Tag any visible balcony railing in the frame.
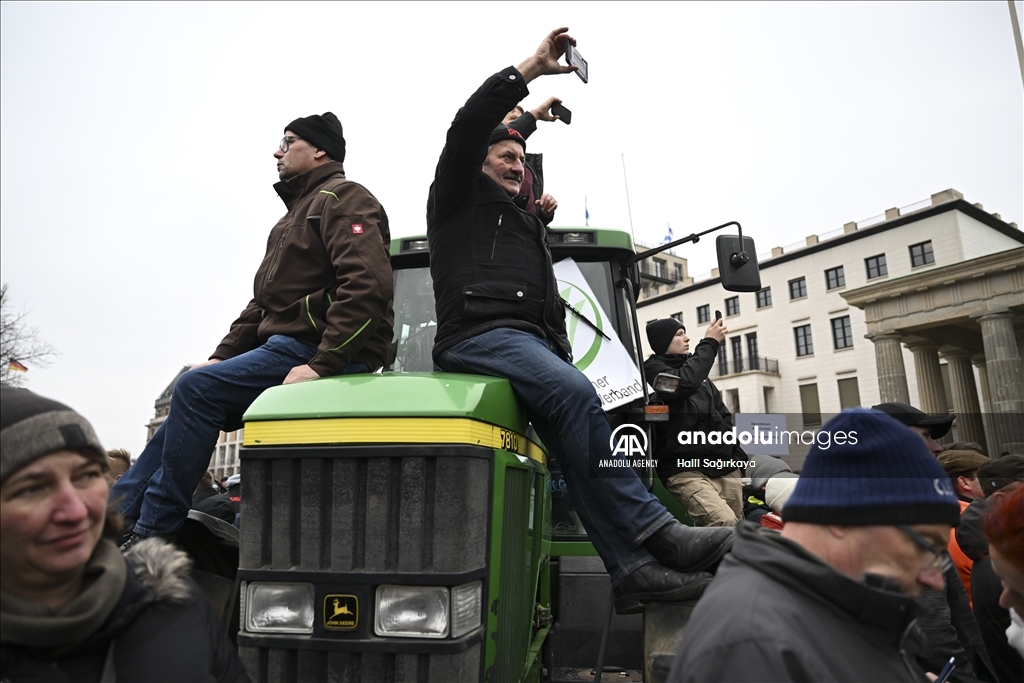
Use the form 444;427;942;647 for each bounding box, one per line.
709;356;779;378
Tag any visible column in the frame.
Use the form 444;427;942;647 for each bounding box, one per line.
978;312;1024;455
908;343;946;416
941;348;987;453
869;332;910;404
972;355;995;456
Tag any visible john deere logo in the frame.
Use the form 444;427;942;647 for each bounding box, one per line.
324;594;358;630
557;280;604;371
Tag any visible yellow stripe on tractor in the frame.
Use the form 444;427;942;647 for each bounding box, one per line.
244;417;547;465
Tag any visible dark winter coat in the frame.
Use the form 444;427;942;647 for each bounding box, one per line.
643;338;741;479
192;485;237;524
0;539;249;682
669;522;931;682
212;162;394;376
427;66;570;362
972;558;1024;683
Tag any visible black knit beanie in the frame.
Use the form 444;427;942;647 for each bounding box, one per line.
488;124;526;152
285;112;346;163
0;386;106;484
784;408;961;526
646;318;685;355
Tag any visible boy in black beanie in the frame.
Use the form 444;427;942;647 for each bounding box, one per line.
643;316;742;527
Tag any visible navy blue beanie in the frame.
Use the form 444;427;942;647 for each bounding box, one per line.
784;408;961;526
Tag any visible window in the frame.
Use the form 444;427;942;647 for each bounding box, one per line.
831;316;853;349
865;254;888;279
747;333;759;369
838;377;861;409
799;384;822;427
725;296;739;316
697;304;710;324
673;263;683;280
653;257;667;278
794;324;814;357
909;241;935;267
789;277;807;300
731;337;744;373
825;266;845;290
718;337;728;375
756;287;772;308
671;312;683;323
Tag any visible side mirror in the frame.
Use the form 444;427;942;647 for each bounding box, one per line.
716;235;761;292
654;373;681;394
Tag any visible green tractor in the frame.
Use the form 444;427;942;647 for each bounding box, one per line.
232;224;759;682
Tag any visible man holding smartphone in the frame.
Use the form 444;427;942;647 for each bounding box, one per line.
643;316;745;527
502;97;563;224
426;28;733;614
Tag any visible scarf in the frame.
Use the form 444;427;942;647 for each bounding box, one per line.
1;539;127;657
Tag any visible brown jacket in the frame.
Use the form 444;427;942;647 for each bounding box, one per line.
212;162;394;376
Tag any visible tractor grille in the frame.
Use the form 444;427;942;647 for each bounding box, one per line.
491;467;533;682
240;449;490;572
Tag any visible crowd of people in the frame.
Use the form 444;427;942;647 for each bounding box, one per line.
1;25;1022;683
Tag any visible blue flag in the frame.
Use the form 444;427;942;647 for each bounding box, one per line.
585;197;590;226
661;224;674;244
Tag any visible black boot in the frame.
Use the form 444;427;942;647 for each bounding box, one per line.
644;521;734;574
613;563;713;615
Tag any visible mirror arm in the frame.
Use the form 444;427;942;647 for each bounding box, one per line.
629;221;742;266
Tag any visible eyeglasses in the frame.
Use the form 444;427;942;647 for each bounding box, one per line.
279;136;302;152
898;524;954;573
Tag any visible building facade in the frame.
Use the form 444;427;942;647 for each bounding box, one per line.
637;189;1023;468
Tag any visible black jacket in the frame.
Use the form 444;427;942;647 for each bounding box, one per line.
427;66;570;361
643;338;741;478
192;485;237;524
669;522;931;682
0;539;249;682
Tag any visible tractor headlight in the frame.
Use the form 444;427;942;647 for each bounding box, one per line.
451;581;483;637
245;582;315;634
374;585;449;638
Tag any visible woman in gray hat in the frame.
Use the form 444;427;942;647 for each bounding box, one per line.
0;386;249;681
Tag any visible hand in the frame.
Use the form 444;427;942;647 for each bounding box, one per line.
536;193;558;217
517;27;577;83
282;364;320;385
531;96;563;122
704;318;727;343
189;359;222;371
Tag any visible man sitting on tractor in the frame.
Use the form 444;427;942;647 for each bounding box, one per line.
425;27;733;614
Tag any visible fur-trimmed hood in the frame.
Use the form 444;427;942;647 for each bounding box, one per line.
123;537;194;603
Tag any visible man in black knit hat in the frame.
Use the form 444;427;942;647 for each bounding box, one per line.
426;27;733;615
113;112;394;550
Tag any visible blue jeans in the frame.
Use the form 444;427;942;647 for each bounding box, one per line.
112;335;368;537
439;328;672;585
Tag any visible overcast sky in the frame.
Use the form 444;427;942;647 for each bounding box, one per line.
2;1;1021;458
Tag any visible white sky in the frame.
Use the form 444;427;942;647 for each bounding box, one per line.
2;1;1022;458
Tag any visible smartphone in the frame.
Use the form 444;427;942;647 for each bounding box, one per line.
715;309;722;321
565;43;588;83
551;102;572;125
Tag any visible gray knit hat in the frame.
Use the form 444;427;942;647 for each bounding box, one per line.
749;454;793;491
0;386;106;484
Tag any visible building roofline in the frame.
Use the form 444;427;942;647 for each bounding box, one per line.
638;198;1023;308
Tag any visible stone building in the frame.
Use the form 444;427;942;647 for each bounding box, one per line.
636;189;1023;467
